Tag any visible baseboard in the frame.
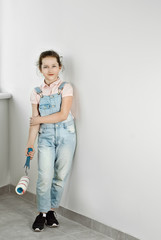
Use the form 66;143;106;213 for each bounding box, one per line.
0;184;140;240
56;206;140;240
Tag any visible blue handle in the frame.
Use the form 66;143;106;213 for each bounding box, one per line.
24;147;33;169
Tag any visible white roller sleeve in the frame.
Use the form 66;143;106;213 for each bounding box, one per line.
15;176;30;195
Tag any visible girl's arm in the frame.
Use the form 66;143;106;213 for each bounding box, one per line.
30;96;73;126
27;104;40;146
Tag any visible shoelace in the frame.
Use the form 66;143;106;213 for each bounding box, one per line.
47;211;58;221
53;211;57;218
37;214;46;223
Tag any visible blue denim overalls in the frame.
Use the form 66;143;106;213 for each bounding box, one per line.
34;82;76;212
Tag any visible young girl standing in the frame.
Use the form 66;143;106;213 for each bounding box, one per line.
26;50;76;232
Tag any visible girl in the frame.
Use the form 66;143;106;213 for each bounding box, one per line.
26;50;76;232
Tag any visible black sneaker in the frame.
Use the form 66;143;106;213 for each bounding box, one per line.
46;210;59;227
32;212;46;232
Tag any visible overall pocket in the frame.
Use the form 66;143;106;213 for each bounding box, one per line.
64;122;76;134
39;103;50;110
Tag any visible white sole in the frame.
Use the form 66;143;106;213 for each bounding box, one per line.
33;228;44;232
46;223;59;228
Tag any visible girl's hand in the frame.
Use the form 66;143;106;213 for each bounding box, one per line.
25;147;35;160
30;116;41;126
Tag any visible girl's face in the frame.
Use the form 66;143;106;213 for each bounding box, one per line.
40;57;61;84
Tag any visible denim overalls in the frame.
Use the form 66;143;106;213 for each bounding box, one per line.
34;82;76;212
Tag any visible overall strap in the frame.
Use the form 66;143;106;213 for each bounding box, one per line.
34;87;43;97
58;81;68;95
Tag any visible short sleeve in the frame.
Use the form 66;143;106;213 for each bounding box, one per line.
62;83;73;98
30;89;40;104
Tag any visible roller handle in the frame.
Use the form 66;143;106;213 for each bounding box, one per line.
24;147;33;169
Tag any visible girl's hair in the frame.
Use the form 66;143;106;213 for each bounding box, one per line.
37;50;63;71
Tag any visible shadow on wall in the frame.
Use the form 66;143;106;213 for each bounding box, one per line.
62;56;81;122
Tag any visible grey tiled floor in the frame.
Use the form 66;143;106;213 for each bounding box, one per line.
0;193;113;240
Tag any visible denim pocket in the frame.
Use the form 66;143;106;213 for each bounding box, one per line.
39;104;50;110
38;128;45;134
65;124;76;134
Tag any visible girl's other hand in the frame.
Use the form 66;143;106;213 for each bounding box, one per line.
30;116;41;126
25;147;35;160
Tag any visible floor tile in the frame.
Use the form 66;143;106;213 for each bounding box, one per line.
0;193;113;240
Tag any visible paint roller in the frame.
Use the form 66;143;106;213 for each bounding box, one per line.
15;147;33;195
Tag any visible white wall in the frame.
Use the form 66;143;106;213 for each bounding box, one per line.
0;99;10;187
0;0;2;91
1;0;161;240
